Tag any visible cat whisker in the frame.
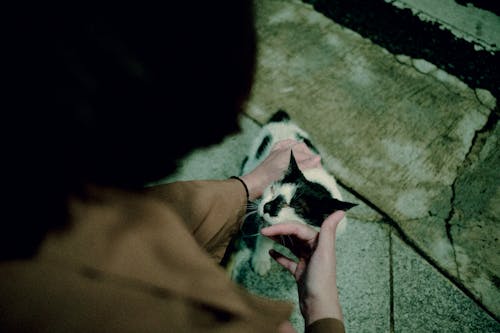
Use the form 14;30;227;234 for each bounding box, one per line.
279;235;286;246
242;209;258;221
294;188;305;199
246;201;258;210
276;234;295;249
239;211;264;238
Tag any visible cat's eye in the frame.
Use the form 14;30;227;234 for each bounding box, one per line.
292;198;309;214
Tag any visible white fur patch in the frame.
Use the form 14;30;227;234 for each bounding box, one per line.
258;183;301;225
241;121;310;175
278;183;296;202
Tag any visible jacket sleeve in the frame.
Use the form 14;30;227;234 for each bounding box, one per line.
305;318;345;333
143;179;247;262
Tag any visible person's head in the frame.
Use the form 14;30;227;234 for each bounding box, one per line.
3;2;256;259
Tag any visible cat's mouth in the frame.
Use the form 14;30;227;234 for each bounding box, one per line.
259;207;307;226
257;210;274;225
258;196;303;225
257;208;282;226
258;201;283;225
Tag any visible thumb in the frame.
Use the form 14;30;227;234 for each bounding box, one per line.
316;210;345;254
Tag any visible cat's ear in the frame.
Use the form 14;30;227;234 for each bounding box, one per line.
330;198;358;212
282;151;305;182
268;109;290;123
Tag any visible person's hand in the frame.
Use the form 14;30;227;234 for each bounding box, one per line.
239;139;321;201
260;211;345;326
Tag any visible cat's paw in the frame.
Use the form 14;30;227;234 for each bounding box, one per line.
251;256;272;276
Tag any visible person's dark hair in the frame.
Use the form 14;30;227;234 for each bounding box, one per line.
3;2;257;260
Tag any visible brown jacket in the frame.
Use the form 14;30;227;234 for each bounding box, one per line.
0;179;344;332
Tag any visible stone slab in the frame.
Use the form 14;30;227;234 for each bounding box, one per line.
392;233;500;332
247;0;498;317
336;218;391;333
449;121;500;316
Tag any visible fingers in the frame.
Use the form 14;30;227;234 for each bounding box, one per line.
270;139;298;151
261;211;345;260
261;212;345;243
261;222;317;242
271;140;318;158
270;140;321;171
269;249;297;275
291;141;312;154
297;155;321;169
261;223;318;259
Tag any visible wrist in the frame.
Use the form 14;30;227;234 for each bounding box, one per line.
230;176;249;201
302;294;343;326
239;173;264;201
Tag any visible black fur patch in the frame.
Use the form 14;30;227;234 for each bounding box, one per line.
290;180;357;227
255;135;271;159
278;152;357;227
268;109;290;123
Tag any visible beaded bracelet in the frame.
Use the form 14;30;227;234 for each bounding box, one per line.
229;176;249;201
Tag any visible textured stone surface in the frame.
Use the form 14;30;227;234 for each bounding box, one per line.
336;218;391;333
450;121;500;316
392;234;500;332
247;0;498;317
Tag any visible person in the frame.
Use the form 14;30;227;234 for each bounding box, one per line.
1;2;345;332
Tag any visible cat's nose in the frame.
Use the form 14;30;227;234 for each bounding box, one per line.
263;202;277;216
263;202;273;215
263;195;284;217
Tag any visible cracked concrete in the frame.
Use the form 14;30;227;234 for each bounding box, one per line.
449;119;500;315
244;0;499;321
392;234;499;332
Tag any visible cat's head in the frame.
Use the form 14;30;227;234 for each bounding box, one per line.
258;152;357;227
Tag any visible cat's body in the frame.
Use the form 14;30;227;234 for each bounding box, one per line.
224;110;356;277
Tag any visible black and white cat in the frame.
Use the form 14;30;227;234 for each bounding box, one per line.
224;110;356;276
